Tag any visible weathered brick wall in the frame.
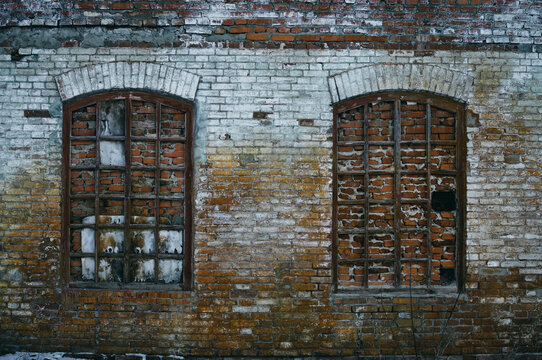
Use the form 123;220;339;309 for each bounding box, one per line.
0;46;541;357
0;1;541;358
1;0;541;51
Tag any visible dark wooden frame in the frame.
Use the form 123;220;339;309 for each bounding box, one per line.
62;90;193;290
332;91;466;293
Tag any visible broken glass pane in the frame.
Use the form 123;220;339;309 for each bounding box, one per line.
100;99;125;136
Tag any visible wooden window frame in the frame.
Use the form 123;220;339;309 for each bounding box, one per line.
332;92;466;294
62;91;193;290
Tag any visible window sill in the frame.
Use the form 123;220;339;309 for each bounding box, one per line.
332;285;465;299
66;282;191;292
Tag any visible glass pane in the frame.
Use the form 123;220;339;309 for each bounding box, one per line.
431;145;456;171
130;259;155;282
130;199;156;224
368;204;394;230
158;259;183;284
130;230;155;254
368;174;393;200
131;100;156;137
100;141;125;166
338;107;364;142
71;228;95;253
337;204;364;230
431;106;456;141
131;170;156;195
401;101;426;141
431;208;456;286
368;233;394;260
71;140;96;167
337;233;364;261
70;257;95;281
159;199;184;225
401;174;428;200
160;142;185;168
98;199;124;223
401;144;426;171
70;198;94;224
401;232;427;259
368;145;394;171
81;228;95;253
400;204;427;230
97;258;123;282
338;263;364;289
99;170;125;194
337;175;364;201
99;99;125;136
431;175;456;193
158;230;183;254
337;144;364;172
161;105;185;137
98;229;124;254
367;101;394;142
131;141;156;167
70;170;95;195
401;260;428;287
368;261;394;287
72;104;96;137
159;170;184;197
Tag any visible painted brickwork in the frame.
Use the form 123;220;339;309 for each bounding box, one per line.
0;1;542;358
0;47;540;357
1;1;541;51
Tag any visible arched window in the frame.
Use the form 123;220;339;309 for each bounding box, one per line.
63;91;193;289
332;92;466;293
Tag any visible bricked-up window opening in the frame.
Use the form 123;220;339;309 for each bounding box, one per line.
63;91;193;289
332;93;465;292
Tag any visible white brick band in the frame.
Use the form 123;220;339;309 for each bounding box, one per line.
55;62;200;101
328;64;473;103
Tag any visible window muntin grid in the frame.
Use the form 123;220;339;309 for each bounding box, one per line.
63;91;193;289
332;93;465;292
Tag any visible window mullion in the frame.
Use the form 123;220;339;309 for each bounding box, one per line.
94;101;101;284
426;103;433;289
363;104;369;289
155;102;161;284
393;99;401;288
124;96;132;284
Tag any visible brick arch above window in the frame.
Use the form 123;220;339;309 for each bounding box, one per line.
328;64;473;104
55;62;200;102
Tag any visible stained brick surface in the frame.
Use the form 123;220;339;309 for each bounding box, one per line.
0;2;542;358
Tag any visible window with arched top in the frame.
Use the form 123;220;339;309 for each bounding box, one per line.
332;92;466;293
63;91;193;289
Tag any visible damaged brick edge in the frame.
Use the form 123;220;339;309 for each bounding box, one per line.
328;64;474;104
55;62;200;102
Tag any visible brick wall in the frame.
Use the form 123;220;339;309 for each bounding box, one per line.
1;0;541;51
0;1;542;357
0;46;540;357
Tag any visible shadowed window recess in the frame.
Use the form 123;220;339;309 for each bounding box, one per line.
332;92;466;292
63;91;193;289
